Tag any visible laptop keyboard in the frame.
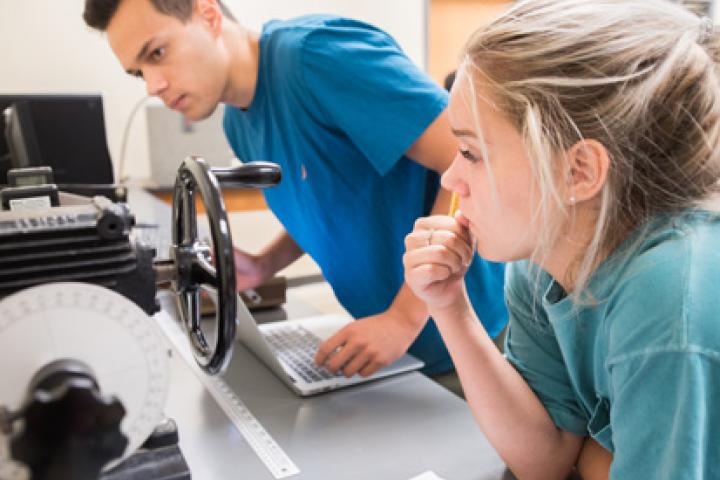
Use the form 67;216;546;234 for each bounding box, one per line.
263;324;343;383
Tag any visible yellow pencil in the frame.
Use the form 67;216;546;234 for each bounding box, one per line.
448;192;459;216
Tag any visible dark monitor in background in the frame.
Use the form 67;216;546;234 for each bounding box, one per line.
0;94;114;185
3;103;37;170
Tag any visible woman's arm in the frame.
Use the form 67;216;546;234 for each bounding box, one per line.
404;217;583;479
430;298;583;480
576;438;611;480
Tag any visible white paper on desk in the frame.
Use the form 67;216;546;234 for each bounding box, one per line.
408;471;447;480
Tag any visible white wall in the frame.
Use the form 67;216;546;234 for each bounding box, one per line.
0;0;427;182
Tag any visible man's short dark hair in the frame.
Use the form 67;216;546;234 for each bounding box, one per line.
83;0;236;31
443;71;456;92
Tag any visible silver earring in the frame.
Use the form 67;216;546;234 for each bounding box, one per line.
569;196;576;205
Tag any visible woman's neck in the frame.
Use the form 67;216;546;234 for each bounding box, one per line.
538;206;601;294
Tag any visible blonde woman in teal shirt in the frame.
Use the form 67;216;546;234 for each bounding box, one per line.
403;0;720;478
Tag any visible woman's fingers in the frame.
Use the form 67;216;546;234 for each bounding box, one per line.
403;215;475;308
405;220;474;267
403;244;467;277
405;262;454;287
414;215;473;244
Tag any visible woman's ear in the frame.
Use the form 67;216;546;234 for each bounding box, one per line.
564;139;610;206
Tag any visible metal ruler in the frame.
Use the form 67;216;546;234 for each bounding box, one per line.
155;312;300;479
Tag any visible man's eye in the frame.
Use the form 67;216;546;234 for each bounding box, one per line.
132;70;143;79
150;47;165;60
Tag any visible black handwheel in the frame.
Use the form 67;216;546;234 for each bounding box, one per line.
171;156;281;375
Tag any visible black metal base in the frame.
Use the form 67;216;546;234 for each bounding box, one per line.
101;445;190;480
101;418;191;480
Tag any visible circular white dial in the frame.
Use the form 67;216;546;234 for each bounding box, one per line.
0;282;170;467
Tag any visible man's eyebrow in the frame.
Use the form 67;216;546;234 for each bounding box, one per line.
137;38;155;62
125;38;155;75
137;38;155;61
452;128;477;137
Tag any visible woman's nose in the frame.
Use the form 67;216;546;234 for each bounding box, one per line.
441;155;463;193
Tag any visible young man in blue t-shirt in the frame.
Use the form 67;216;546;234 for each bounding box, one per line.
83;0;507;377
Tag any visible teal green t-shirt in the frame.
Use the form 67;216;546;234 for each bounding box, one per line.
505;210;720;478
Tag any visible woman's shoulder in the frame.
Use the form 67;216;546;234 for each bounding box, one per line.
505;261;551;301
613;210;720;293
603;210;720;362
504;261;556;332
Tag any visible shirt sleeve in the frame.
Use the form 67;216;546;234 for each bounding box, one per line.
504;262;588;435
608;351;720;479
297;19;447;176
603;230;720;479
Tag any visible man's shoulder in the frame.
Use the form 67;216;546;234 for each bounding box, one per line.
261;15;397;57
262;14;333;39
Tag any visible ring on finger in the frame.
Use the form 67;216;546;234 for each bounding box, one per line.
424;228;435;247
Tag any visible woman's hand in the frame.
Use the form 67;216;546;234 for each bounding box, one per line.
403;214;475;310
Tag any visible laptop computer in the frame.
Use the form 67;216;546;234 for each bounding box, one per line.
234;295;424;396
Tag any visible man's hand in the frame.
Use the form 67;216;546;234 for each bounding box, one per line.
314;308;424;378
233;247;269;292
232;231;304;292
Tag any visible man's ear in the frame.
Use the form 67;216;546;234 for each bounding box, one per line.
195;0;223;36
564;139;610;206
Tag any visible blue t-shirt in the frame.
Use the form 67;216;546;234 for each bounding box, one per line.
505;210;720;478
223;15;507;374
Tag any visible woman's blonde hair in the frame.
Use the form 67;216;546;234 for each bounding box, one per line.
461;0;720;296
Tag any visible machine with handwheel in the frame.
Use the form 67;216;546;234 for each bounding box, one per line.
0;157;281;480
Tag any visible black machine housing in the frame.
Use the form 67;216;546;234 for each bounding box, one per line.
0;159;281;479
0;189;158;315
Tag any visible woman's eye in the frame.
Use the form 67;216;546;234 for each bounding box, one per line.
459;148;477;161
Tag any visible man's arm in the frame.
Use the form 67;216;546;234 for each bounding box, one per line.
405;109;458;214
233;229;304;291
315;109;458;377
393;107;461;322
379;108;460;346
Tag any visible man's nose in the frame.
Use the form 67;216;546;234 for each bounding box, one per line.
144;70;168;96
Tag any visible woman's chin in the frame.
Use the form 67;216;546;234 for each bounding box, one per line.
475;241;525;263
